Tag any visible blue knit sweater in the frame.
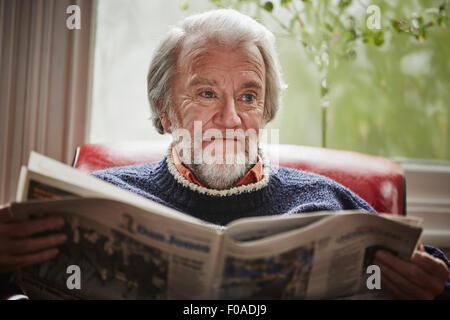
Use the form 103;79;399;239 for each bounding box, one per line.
91;156;376;225
91;156;450;299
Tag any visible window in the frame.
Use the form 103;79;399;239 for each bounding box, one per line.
90;0;449;161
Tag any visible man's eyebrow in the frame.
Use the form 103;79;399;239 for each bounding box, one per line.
188;77;218;87
241;81;263;90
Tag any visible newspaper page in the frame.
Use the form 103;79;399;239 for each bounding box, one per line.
11;153;226;299
213;212;422;300
16;152;203;224
11;197;223;300
224;211;336;242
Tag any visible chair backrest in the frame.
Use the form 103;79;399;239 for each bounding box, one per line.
73;140;405;215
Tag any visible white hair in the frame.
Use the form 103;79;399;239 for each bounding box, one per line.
147;8;284;134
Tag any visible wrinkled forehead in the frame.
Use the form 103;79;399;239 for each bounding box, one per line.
176;34;265;78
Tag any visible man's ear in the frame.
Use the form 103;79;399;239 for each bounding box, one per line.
160;114;172;134
156;100;172;133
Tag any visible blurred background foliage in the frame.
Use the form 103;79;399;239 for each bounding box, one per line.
182;0;450;161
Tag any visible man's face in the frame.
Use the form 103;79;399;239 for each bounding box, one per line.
163;38;266;188
171;37;266;150
166;37;266;188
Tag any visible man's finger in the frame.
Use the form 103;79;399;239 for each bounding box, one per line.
7;233;67;255
0;217;65;238
411;250;450;282
375;250;438;292
375;259;432;299
378;266;410;299
0;248;59;273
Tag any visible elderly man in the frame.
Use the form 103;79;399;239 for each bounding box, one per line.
0;9;449;300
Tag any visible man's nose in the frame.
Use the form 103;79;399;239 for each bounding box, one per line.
214;96;242;128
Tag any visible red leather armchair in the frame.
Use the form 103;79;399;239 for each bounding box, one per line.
73;140;405;215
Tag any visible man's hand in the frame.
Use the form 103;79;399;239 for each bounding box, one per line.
374;244;450;300
0;204;67;274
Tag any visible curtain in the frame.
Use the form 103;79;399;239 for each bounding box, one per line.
0;0;95;205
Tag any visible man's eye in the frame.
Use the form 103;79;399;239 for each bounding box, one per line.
242;94;255;103
200;91;215;99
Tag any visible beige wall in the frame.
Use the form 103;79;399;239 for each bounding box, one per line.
0;0;95;205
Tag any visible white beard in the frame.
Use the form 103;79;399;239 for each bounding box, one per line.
174;140;258;190
169;116;259;190
186;162;253;190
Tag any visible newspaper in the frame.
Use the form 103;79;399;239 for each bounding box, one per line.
10;152;423;300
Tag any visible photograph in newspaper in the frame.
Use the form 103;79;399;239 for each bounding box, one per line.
20;211;169;299
218;243;314;299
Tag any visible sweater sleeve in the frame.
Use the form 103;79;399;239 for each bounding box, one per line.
423;245;450;300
